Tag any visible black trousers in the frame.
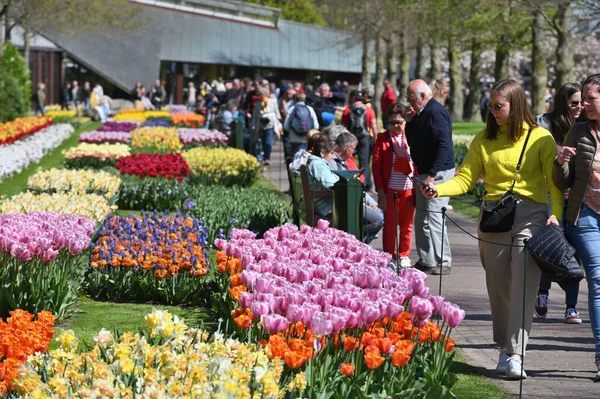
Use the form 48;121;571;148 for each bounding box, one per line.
356;134;373;190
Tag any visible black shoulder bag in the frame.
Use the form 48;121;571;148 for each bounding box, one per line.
479;128;532;233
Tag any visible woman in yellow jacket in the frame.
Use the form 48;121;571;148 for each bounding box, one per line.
422;79;563;380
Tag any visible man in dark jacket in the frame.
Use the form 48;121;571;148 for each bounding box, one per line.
406;79;455;275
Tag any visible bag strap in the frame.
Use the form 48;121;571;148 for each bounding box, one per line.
510;127;533;192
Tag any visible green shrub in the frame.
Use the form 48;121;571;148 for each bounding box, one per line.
187;186;289;244
0;42;31;121
117;175;192;211
64;157;117;170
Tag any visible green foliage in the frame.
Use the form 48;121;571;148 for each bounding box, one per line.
84;268;214;306
116;175;192;211
0;252;83;320
188;186;289;244
243;0;326;26
64;157;117;170
0;42;31;121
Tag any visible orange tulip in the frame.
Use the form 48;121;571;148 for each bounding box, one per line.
364;345;385;369
361;332;376;347
340;363;355;376
343;336;359;352
445;338;456;352
392;349;411;367
376;337;394;354
230;273;243;287
284;350;307;369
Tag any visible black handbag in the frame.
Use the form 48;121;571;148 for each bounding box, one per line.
526;223;584;282
479;128;532;233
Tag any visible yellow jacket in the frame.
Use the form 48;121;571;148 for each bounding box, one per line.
436;123;563;218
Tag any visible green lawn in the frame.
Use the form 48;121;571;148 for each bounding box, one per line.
451;352;510;398
0;122;101;197
453;122;485;136
54;296;215;351
450;197;481;219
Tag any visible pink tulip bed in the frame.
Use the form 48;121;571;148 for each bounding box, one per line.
212;220;466;397
0;212;95;319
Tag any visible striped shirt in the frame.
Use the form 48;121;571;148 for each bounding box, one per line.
388;133;414;191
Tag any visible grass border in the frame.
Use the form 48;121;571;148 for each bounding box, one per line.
0;122;102;197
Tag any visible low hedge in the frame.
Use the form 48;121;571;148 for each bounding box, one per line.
187;186;288;244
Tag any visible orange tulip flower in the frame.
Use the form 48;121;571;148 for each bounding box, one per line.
340;363;355;376
364;345;385;369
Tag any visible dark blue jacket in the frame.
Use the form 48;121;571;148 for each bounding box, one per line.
406;99;454;177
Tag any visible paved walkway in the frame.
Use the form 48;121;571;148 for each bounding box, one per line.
262;140;599;398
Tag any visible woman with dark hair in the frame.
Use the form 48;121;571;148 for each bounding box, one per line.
534;82;585;324
422;79;562;380
554;74;600;381
372;103;416;268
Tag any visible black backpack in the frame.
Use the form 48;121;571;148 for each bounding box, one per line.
349;106;369;138
290;104;313;135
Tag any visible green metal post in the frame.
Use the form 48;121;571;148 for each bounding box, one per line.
332;171;364;240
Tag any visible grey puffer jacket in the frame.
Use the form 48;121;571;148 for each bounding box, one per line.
553;122;597;225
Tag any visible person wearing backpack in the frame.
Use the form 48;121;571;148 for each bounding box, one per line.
341;90;378;191
284;92;319;156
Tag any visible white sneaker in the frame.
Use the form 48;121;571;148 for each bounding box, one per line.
506;357;527;380
399;257;412;268
495;348;508;374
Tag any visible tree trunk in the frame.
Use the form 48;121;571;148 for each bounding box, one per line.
448;39;463;122
0;9;4;60
554;0;574;91
494;40;510;81
24;25;31;67
429;39;443;80
398;32;410;101
387;33;398;91
415;37;427;79
374;35;386;117
466;39;482;122
531;9;548;115
361;35;372;88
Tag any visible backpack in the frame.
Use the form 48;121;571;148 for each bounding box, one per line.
349;106;369;138
290;104;313;135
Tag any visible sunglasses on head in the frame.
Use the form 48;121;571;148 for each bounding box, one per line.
389;119;405;126
487;102;506;111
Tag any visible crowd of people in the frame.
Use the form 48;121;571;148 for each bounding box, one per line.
202;73;600;383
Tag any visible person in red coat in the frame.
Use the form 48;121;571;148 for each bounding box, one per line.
372;103;416;268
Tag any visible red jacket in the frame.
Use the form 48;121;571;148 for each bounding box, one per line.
381;87;397;115
372;130;415;192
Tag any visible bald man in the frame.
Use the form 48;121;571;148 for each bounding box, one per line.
405;79;455;275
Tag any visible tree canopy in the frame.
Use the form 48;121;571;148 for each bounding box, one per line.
242;0;326;26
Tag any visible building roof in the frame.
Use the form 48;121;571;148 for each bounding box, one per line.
39;1;362;91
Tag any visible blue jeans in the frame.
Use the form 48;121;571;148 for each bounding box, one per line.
261;128;274;161
566;205;600;357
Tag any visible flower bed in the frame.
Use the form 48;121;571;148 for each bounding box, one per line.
183;147;260;186
212;222;465;397
1;192;114;222
46;109;77;118
140;118;172;128
117;175;191;211
116;153;189;180
144;111;171;119
97;121;137;132
131;127;182;153
64;143;131;169
27;168;122;199
114;112;145;121
12;310;300;398
78;130;132;144
86;213;210;305
0;124;74;182
179;128;228;148
0;309;56;395
166;104;188;114
0;116;53;145
186;186;288;244
171;113;205;128
0;213;95;319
